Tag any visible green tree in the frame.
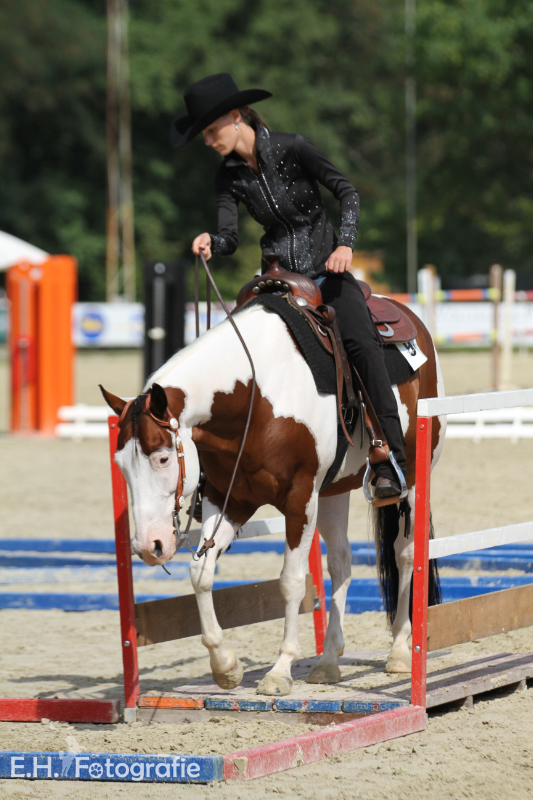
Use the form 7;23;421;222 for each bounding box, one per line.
129;0;405;295
0;0;531;298
413;0;533;282
0;0;107;299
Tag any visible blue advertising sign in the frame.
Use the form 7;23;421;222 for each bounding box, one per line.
0;752;223;783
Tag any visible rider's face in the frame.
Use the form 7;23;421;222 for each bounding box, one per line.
202;112;239;156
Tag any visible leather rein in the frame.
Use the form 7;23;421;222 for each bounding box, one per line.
134;252;257;561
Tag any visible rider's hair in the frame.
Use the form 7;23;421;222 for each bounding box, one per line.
238;106;271;131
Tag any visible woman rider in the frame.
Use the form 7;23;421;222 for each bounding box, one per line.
171;73;406;499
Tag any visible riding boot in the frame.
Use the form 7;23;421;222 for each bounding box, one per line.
319;271;407;486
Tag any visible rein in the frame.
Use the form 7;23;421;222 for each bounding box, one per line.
191;252;257;559
135;253;257;561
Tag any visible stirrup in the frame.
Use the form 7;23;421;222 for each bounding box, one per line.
389;452;408;500
363;454;408;505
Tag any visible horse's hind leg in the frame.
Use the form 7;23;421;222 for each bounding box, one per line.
307;493;352;685
386;488;415;674
189;497;243;690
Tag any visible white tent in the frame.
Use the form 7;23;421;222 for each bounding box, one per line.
0;231;48;271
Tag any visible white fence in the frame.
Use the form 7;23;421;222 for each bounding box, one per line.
445;407;533;441
56;405;113;439
57;398;533;441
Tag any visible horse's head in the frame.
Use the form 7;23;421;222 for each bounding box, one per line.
100;383;200;566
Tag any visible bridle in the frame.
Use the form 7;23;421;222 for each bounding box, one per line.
118;394;197;557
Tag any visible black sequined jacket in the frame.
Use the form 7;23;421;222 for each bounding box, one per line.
209;126;359;277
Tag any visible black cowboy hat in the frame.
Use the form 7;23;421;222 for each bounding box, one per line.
170;72;272;148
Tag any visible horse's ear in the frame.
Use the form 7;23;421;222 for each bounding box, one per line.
149;383;168;420
99;385;127;416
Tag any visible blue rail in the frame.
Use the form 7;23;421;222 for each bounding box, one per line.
1;576;532;612
3;538;533;567
1;537;532;611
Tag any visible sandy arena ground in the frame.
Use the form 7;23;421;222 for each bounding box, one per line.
1;348;533;798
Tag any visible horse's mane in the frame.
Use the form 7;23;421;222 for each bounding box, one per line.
131;392;148;445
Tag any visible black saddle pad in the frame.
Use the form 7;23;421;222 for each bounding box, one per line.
239;294;414;392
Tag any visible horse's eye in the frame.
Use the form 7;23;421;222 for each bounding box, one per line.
160;456;169;465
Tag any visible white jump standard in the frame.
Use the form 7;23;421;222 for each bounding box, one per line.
412;388;533;709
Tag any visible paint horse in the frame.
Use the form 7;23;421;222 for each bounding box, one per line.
102;299;445;696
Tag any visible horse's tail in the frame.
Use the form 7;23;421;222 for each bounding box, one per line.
372;500;442;626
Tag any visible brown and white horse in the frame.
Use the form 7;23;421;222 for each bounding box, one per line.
102;300;445;696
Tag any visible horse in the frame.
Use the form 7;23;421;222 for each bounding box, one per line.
101;298;445;697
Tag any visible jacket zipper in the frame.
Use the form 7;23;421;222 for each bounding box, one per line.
249;164;296;271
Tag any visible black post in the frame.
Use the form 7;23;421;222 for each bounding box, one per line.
143;261;187;382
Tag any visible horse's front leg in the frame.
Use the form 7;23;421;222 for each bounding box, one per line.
189;497;243;690
386;488;415;673
256;495;318;696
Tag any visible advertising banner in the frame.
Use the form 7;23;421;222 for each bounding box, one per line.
73;303;144;348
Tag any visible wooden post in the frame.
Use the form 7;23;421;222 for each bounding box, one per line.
106;0;135;302
489;264;502;390
108;417;140;711
418;265;437;342
308;528;327;655
411;414;432;708
117;0;136;302
405;0;417;295
499;269;516;391
106;0;120;301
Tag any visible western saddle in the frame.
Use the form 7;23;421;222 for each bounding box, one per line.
236;255;415;505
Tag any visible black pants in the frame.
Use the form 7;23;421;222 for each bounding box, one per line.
319;271;407;481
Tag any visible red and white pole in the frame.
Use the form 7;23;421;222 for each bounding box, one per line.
308;528;327;655
410;414;432;708
108;417;140;712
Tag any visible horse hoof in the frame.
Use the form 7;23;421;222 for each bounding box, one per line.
306;663;341;684
256;673;292;696
386;653;412;674
212;657;244;690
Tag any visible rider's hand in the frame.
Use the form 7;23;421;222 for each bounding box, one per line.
192;232;212;260
325;246;353;273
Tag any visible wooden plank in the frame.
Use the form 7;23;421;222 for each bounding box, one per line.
418;389;533;418
449;408;533;422
0;698;120;724
423;653;533;708
136;574;317;646
136;707;367;726
429;521;533;559
446;425;533;439
427;583;533;651
223;706;426;781
139;696;204;709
